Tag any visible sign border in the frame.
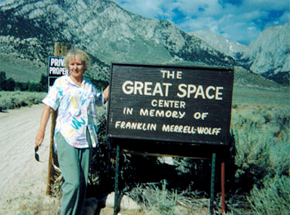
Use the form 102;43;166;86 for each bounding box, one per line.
106;62;234;146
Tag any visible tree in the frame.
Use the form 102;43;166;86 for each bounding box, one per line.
40;74;48;91
0;72;16;91
0;71;47;92
0;72;6;91
4;78;16;91
28;83;43;92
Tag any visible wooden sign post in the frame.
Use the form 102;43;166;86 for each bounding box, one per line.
46;43;70;195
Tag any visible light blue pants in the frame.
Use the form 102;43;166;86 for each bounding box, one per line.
56;131;92;215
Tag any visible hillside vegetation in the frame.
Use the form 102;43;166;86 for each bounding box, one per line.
90;84;290;214
0;53;46;83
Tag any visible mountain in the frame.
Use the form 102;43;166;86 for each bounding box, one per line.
190;30;248;60
0;0;288;87
242;22;290;85
190;23;290;85
0;0;235;83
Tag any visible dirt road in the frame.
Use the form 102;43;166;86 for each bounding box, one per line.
0;104;54;213
0;105;143;215
0;104;210;215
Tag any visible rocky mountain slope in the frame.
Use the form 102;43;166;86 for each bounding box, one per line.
0;0;288;85
190;30;248;60
242;22;290;84
191;23;290;85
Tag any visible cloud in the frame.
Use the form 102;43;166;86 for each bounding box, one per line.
115;0;168;18
114;0;289;44
242;0;290;11
279;11;290;24
169;0;223;17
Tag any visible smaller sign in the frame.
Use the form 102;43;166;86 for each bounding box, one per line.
47;56;69;87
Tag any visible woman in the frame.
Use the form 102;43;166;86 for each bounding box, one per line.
35;49;109;215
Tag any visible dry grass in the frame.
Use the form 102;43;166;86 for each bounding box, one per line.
1;191;61;215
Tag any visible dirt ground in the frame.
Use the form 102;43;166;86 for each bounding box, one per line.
0;104;52;214
0;104;146;215
0;104;216;215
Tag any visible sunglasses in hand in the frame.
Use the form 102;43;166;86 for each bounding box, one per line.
35;146;40;162
35;146;48;163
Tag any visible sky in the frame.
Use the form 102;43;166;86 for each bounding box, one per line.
113;0;290;45
0;0;289;45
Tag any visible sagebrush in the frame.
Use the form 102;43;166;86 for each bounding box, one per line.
0;91;46;112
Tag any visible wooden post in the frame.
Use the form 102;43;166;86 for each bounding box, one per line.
114;144;121;215
221;161;226;214
210;153;216;215
46;43;70;195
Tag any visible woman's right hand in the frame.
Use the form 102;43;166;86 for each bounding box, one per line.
34;105;52;150
35;131;44;150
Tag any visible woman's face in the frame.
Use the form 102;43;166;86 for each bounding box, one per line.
69;55;85;79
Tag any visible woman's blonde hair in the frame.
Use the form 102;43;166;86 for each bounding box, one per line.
64;49;91;71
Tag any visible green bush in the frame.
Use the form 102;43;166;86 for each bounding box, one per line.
232;106;289;180
50;93;289;214
128;180;178;215
231;105;290;213
248;175;290;215
88;104;290;214
0;91;46;112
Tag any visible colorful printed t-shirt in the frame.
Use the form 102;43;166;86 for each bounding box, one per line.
43;75;105;149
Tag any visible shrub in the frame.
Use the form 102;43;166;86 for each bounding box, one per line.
87;104;290;214
232;106;289;182
50;97;289;214
248;175;290;215
231;105;290;213
0;91;46;112
128;180;178;215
